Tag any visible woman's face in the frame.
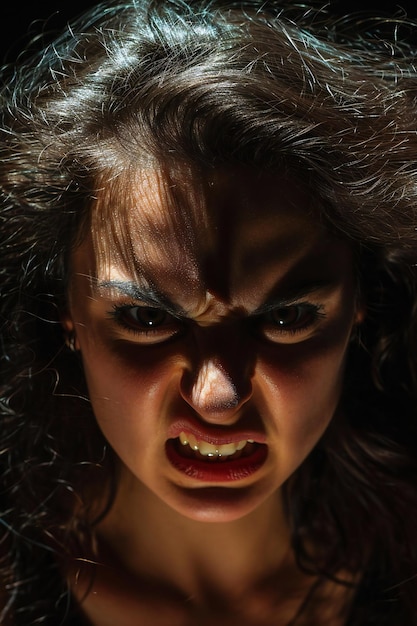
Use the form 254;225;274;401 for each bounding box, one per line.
65;167;361;523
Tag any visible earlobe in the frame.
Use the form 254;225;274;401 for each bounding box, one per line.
349;304;366;345
353;307;366;327
354;306;366;326
354;290;366;325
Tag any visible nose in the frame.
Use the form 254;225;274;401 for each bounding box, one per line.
179;330;253;424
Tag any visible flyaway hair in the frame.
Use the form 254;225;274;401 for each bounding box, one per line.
1;1;417;623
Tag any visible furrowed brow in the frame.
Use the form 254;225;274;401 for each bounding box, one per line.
95;280;186;317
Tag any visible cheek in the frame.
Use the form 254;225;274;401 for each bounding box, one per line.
78;346;175;467
78;333;183;429
258;328;351;441
255;349;347;479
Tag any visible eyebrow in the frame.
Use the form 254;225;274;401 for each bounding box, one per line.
96;278;336;318
251;279;338;317
96;280;186;317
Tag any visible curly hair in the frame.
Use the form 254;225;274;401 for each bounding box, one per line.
1;0;417;623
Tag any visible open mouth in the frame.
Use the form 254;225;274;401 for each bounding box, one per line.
165;431;268;482
177;431;256;461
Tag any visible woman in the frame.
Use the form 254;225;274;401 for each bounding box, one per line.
1;1;417;623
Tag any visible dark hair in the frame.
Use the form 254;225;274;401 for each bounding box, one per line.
1;1;417;623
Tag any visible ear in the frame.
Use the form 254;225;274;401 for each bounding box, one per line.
353;287;367;325
354;304;366;326
60;307;73;332
59;308;81;352
349;300;366;346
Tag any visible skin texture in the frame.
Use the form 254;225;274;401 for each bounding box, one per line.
63;167;362;624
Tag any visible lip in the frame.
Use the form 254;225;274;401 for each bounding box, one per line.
165;438;268;482
167;418;267;446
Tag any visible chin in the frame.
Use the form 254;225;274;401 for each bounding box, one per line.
166;483;279;524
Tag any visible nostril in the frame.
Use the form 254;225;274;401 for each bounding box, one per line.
192;396;241;414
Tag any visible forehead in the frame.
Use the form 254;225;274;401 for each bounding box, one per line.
73;166;351;311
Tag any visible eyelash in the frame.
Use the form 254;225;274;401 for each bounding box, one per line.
108;303;184;344
253;302;325;343
107;301;325;345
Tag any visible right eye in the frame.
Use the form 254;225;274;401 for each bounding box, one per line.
124;307;169;328
108;305;184;344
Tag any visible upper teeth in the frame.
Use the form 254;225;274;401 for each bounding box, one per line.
179;432;254;457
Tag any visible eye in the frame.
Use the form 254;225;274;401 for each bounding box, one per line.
126;307;169;328
266;305;315;329
256;303;324;343
109;305;184;344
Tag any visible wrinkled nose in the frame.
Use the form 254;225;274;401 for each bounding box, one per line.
180;357;252;424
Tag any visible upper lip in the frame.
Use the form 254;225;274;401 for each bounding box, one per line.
167;418;267;446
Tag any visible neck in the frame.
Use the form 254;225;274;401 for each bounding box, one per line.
68;469;355;626
95;468;291;602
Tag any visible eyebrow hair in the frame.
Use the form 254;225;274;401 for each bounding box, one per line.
97;277;337;320
251;279;338;317
95;280;186;317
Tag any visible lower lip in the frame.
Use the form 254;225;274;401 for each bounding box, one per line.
165;439;268;482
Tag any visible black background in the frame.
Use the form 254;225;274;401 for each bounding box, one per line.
1;1;417;63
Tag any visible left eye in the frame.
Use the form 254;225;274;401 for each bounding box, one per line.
256;303;323;343
266;305;316;329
